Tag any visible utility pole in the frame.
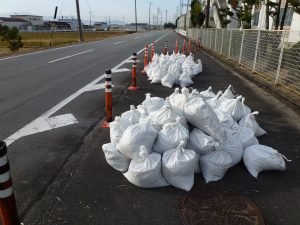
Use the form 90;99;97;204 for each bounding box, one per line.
165;10;167;24
205;0;210;27
157;7;160;27
135;0;137;32
153;14;155;29
75;0;83;41
148;2;152;30
89;11;92;28
161;9;163;29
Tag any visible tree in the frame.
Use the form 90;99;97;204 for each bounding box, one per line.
229;0;259;29
280;0;300;30
164;22;176;29
218;7;234;28
0;25;23;53
191;0;206;27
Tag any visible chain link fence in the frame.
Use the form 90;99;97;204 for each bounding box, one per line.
187;28;300;94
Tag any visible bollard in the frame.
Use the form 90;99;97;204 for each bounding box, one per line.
163;41;168;55
182;39;186;54
0;141;19;225
141;44;148;74
128;53;139;91
175;39;179;54
102;69;113;128
151;42;155;62
188;39;191;54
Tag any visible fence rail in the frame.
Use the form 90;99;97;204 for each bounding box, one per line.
187;28;300;94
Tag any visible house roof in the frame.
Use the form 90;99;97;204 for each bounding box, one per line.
0;17;28;22
10;15;42;17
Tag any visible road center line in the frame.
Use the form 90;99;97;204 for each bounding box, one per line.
4;31;171;146
113;40;126;45
48;49;94;63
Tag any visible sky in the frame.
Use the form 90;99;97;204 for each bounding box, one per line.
0;0;182;24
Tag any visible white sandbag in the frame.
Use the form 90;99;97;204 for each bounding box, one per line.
200;143;232;183
124;146;169;188
153;117;189;154
200;86;216;100
109;116;131;145
192;59;203;75
168;88;180;102
206;91;222;108
187;128;216;156
189;89;201;99
117;121;157;159
215;109;237;129
151;67;167;83
161;71;179;88
162;141;197;191
179;70;194;88
142;93;165;114
221;130;243;166
150;98;179;130
236;125;259;149
184;97;225;141
170;87;189;117
241;97;251;115
239;111;266;137
218;85;235;103
220;96;245;121
243;144;290;178
102;143;130;172
121;105;141;125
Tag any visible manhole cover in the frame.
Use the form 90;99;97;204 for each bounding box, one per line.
179;190;265;225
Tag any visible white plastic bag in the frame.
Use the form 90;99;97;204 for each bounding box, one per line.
243;144;289;178
109;116;131;145
192;59;203;75
153;117;189;154
187;128;216;156
221;130;243;166
102;143;130;172
184;97;225;141
200;144;232;183
200;87;216;100
124;146;169;188
121;105;141;125
150;98;179;130
239;111;266;137
162;141;197;191
179;71;194;88
220;96;245;121
218;85;235;103
236;125;259;149
142;93;165;114
117;121;157;159
170;87;189;117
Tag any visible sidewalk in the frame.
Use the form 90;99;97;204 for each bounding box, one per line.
23;33;300;225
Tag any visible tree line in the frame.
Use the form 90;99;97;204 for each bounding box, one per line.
187;0;300;29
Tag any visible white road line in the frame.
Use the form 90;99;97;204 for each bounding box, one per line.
4;31;171;146
48;49;94;63
134;36;141;39
113;40;126;45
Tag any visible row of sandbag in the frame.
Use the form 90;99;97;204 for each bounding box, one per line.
102;86;290;191
145;52;202;88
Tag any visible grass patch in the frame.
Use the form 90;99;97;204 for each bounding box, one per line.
0;31;128;55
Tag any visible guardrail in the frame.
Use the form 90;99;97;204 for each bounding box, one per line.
186;28;300;94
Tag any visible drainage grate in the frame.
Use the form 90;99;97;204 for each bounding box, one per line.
179;190;265;225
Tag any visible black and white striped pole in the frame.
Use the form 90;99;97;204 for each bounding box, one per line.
102;69;113;128
163;41;168;55
0;141;19;225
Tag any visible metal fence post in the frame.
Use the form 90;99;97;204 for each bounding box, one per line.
214;29;217;51
210;29;213;49
220;29;224;55
206;29;209;47
252;30;261;72
239;30;245;65
275;30;285;84
228;30;232;59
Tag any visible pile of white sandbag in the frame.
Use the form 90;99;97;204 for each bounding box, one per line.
102;86;290;191
145;52;202;88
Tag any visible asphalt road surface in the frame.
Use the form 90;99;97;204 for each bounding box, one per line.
0;30;172;216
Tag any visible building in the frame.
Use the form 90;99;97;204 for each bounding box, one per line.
10;15;43;30
43;21;71;30
58;18;82;31
95;22;109;31
0;17;28;30
126;23;148;31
